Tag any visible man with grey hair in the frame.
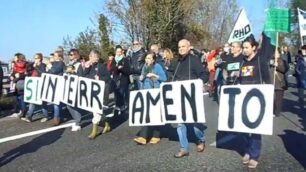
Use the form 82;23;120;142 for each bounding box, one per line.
128;40;146;90
171;39;209;158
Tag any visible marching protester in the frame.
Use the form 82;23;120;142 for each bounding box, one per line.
295;45;306;109
133;53;167;145
207;49;217;97
47;51;65;126
83;50;111;139
269;48;289;117
240;35;271;169
163;48;175;81
222;42;244;85
105;52;116;102
65;49;86;131
128;40;146;90
10;53;27;118
172;39;208;158
21;53;49;123
113;47;131;116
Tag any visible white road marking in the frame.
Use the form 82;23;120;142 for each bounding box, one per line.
0;122;75;144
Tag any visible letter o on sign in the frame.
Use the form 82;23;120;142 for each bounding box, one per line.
241;88;265;129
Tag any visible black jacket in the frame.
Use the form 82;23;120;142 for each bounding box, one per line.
239;53;271;85
113;57;130;88
83;63;110;82
172;52;209;83
33;63;46;77
128;48;146;75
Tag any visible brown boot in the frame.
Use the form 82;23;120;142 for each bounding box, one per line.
52;118;60;126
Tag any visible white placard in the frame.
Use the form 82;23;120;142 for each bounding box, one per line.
129;89;164;126
160;79;206;124
40;73;64;105
61;74;79;106
77;77;105;114
24;77;42;105
228;9;253;43
218;84;274;135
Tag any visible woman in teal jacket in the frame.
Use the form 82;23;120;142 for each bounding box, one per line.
134;53;167;145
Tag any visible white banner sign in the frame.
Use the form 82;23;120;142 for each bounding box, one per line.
24;77;42;105
298;8;306;45
228;9;253;43
40;73;64;105
129;89;164;126
160;79;206;124
24;74;105;114
218;84;274;135
77;77;105;114
61;74;79;106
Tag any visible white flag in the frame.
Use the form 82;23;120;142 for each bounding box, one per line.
298;8;306;46
228;9;252;43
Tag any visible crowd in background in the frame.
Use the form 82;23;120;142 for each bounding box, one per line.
0;35;306;169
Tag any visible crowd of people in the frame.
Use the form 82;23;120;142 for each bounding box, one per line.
0;35;306;169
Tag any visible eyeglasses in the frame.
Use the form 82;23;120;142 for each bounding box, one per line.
133;43;139;45
69;54;74;56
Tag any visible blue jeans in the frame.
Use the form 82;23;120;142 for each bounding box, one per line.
67;105;86;125
53;103;62;119
244;134;261;161
26;103;48;119
177;123;205;152
15;95;26;113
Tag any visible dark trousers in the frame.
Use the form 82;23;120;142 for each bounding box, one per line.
115;85;129;109
244;134;261;161
137;126;161;140
274;89;284;116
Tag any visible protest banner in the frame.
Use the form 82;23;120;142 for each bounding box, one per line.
160;79;206;124
61;74;79;106
24;77;42;105
77;77;105;114
228;9;252;43
40;73;64;105
218;84;274;135
129;89;164;126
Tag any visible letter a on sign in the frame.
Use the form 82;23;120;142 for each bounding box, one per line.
218;84;274;135
129;89;164;126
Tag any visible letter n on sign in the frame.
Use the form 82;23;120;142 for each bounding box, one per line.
160;79;206;124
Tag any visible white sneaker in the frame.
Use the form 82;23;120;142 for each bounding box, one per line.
106;113;114;118
71;125;81;131
40;117;48;123
9;111;22;118
21;117;31;123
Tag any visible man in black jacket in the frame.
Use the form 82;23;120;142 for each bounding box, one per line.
128;41;146;90
172;39;209;158
83;50;111;139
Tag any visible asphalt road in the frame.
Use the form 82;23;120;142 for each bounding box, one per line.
0;76;305;172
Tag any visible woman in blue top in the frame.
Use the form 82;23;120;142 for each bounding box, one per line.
134;53;167;145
